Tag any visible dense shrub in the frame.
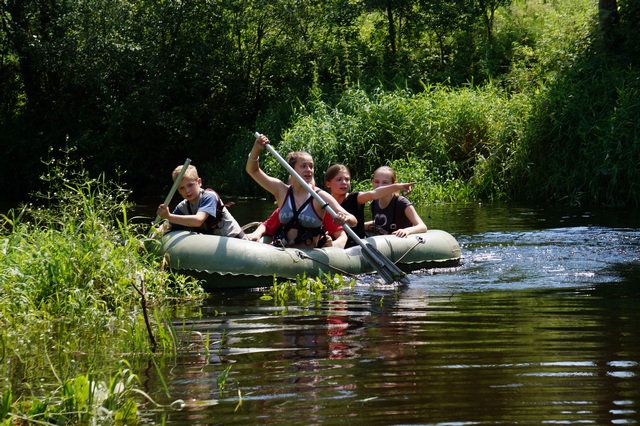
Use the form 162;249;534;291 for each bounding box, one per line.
228;85;530;204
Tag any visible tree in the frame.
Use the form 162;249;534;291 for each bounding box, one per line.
474;0;511;46
598;0;619;52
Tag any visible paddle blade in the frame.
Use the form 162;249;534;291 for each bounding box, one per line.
360;242;410;284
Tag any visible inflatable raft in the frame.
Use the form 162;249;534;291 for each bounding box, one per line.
158;229;462;290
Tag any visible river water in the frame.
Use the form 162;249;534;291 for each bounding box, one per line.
144;202;640;425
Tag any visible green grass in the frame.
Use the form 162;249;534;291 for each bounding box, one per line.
0;148;205;424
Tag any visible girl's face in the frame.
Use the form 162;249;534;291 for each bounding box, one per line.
178;177;202;202
372;171;394;189
326;171;351;196
294;154;315;184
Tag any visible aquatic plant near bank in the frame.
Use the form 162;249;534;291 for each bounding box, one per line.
0;150;204;424
1;361;146;425
264;274;355;312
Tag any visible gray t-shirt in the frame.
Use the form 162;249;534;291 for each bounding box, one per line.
173;190;245;238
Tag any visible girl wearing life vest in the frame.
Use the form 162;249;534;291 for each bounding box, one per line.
245;206;348;248
246;134;357;249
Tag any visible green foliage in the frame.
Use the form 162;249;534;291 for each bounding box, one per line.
515;56;640;206
267;274;355;311
217;365;233;395
0;148;203;322
0;0;574;199
1;361;147;425
0;149;204;424
251;85;530;203
503;0;640;206
0;0;637;207
221;0;640;207
500;0;595;92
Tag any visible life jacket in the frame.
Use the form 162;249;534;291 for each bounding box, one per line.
273;190;326;248
187;189;235;235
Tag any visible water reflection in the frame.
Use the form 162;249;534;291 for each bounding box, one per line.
141;203;640;425
152;282;639;424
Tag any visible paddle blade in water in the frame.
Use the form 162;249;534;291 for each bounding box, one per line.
360;242;410;284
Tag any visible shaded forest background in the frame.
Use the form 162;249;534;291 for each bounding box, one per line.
1;0;638;206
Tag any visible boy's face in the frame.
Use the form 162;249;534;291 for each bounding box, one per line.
178;177;202;202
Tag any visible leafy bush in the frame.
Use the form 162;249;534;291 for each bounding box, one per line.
0;149;203;322
252;85;529;204
0;148;203;424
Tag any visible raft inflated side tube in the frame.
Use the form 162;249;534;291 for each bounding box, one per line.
159;230;461;288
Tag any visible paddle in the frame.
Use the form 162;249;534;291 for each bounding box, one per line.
255;132;409;284
151;157;192;228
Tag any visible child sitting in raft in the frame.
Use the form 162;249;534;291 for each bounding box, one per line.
364;166;427;238
324;163;417;247
246;206;348;248
246;134;356;249
156;164;246;238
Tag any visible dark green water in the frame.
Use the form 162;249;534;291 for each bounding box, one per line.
143;202;640;425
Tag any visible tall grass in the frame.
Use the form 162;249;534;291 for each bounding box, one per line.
1;151;203;321
515;52;640;206
254;85;530;204
0;148;204;424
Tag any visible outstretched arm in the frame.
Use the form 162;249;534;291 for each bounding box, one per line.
357;182;416;204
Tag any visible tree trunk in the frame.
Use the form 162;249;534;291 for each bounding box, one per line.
386;0;396;56
599;0;620;52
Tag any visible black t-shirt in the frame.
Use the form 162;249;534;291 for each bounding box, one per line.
370;195;413;234
341;192;365;248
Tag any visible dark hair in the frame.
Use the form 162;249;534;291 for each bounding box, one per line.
324;164;350;183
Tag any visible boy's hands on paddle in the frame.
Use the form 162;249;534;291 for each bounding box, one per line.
157;204;170;220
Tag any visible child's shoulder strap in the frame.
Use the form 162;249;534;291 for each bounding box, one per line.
204;188;234;209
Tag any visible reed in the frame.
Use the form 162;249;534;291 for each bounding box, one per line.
257;85;528;204
0;148;204;424
1;360;167;424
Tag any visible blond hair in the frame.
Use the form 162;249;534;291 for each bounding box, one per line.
373;166;397;183
172;164;199;181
